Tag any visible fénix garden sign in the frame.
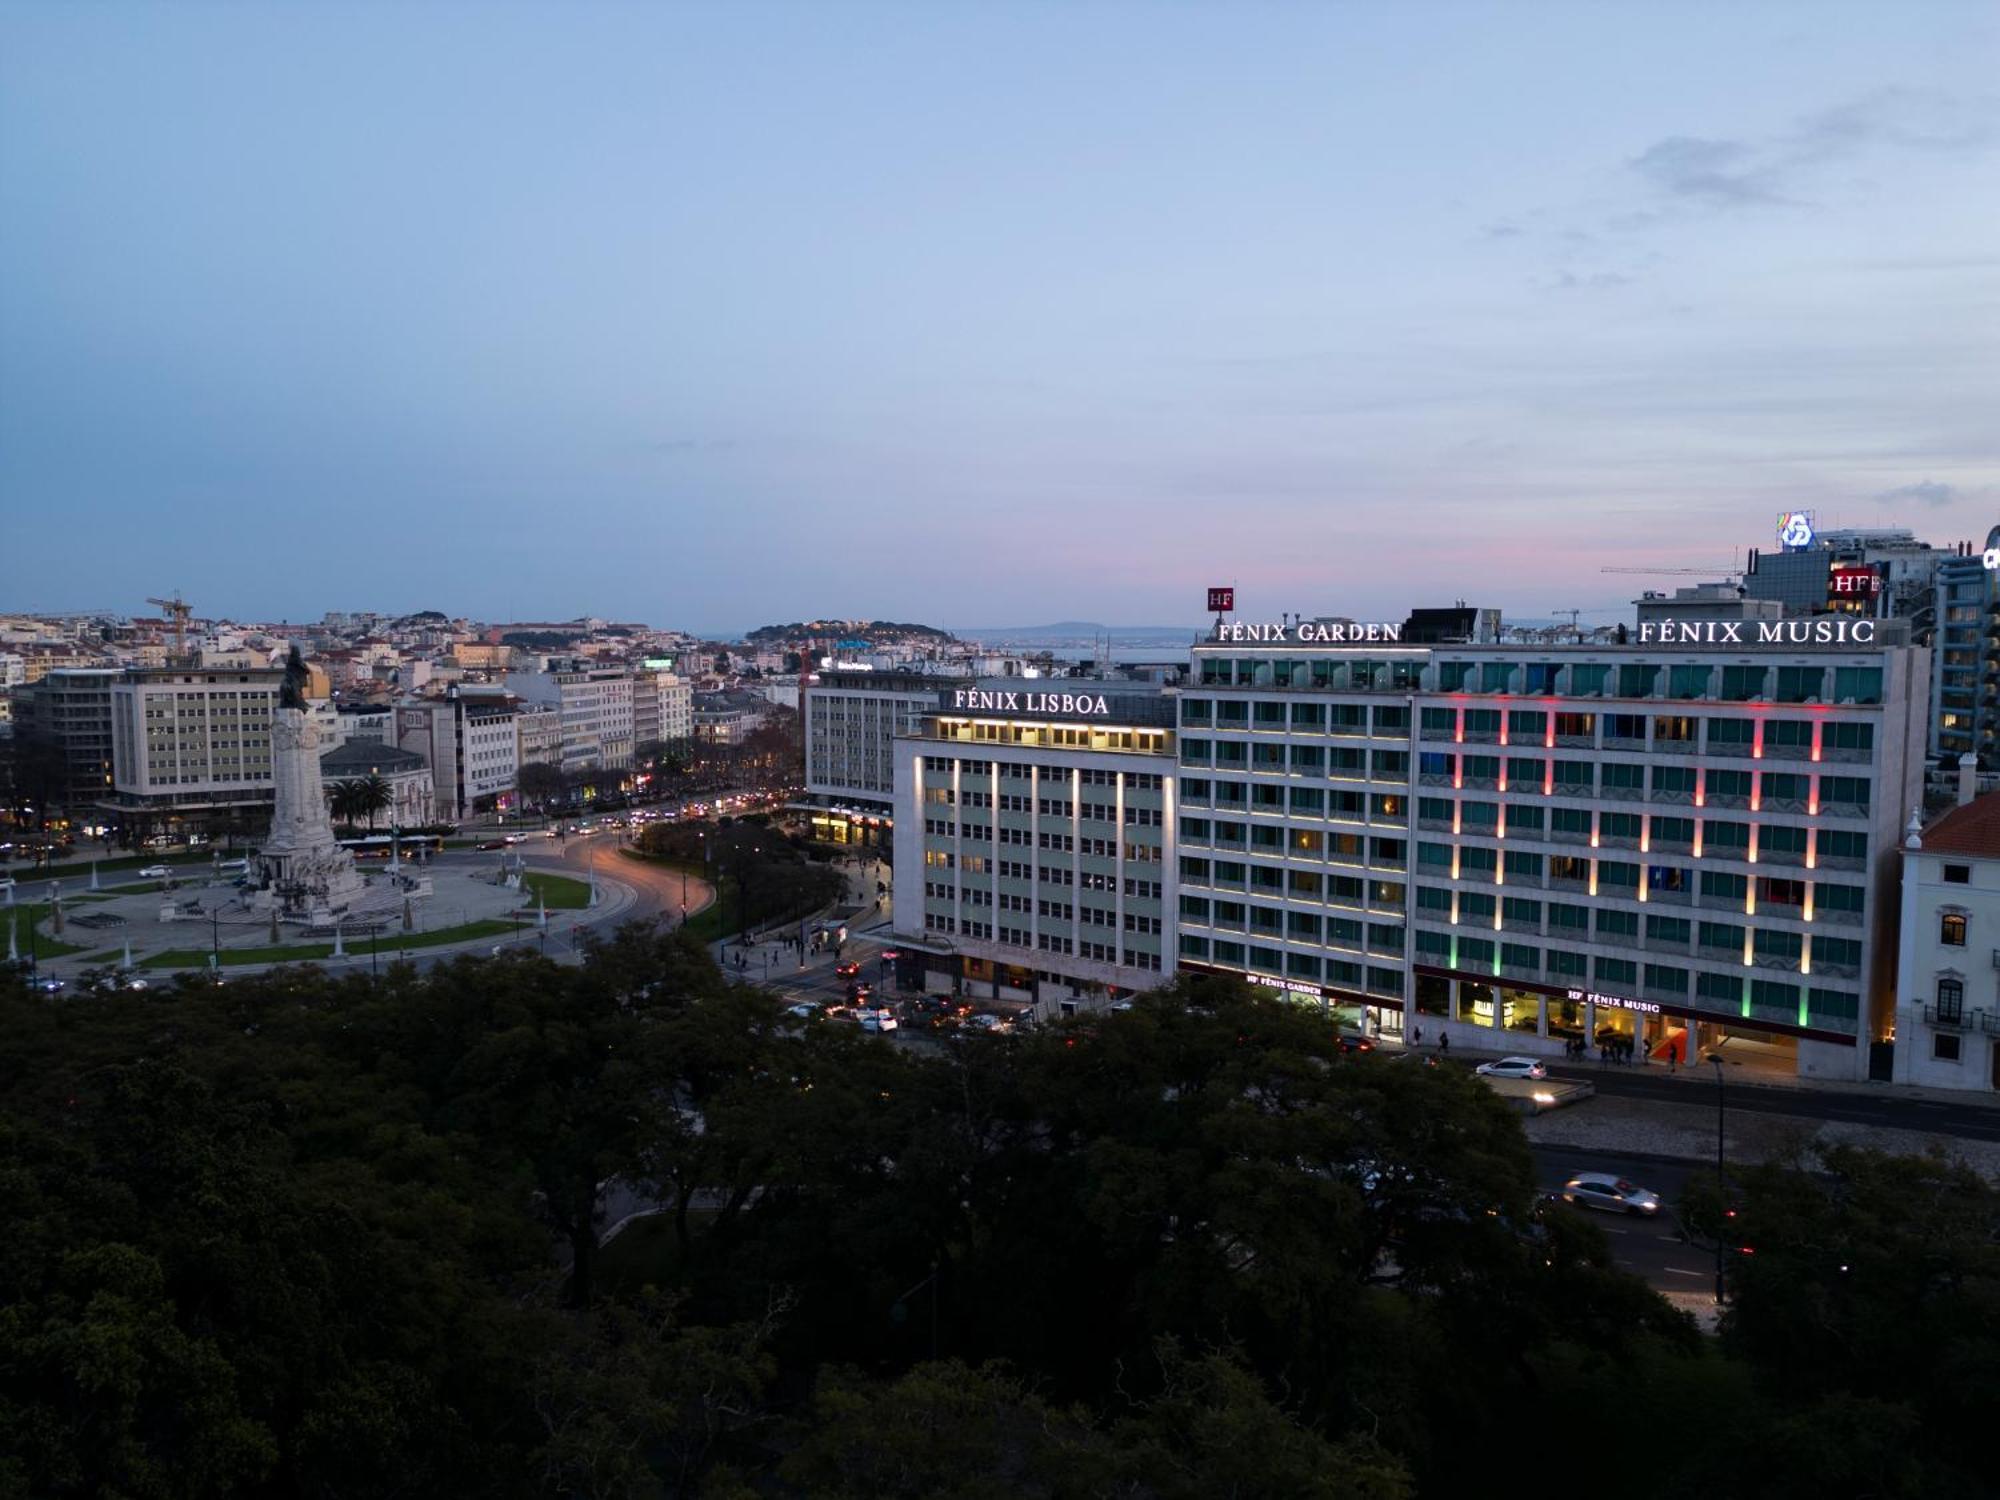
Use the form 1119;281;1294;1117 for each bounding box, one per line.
1634;619;1878;645
950;688;1112;716
1214;621;1405;643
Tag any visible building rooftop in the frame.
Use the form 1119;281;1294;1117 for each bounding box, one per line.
1917;792;2000;861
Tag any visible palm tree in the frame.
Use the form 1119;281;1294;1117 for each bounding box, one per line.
327;778;363;830
330;775;392;832
353;774;392;832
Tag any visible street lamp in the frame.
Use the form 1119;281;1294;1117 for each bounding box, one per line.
210;907;220;975
1711;1053;1726;1305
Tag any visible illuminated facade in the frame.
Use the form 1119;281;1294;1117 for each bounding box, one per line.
1176;629;1928;1080
890;687;1176;1014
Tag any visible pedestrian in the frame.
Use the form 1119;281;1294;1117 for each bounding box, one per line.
1667;1037;1677;1072
1438;1030;1450;1056
1412;1024;1422;1048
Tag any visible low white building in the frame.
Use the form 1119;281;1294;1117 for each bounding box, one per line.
1895;772;2000;1091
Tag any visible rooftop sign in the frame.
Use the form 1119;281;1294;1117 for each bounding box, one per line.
1634;619;1877;646
1213;621;1404;644
950;687;1111;716
1777;511;1816;550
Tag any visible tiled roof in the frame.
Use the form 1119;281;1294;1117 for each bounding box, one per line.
1919;792;2000;859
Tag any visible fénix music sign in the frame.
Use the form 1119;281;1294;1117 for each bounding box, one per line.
950;688;1112;716
1634;619;1878;646
1214;621;1405;644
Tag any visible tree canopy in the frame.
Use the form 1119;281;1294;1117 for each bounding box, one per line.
1;952;1988;1498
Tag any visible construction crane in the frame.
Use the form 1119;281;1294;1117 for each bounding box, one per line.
146;591;194;658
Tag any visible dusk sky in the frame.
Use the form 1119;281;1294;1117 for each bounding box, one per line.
3;2;1996;635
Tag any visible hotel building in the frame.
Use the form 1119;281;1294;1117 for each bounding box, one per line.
1175;618;1927;1081
889;684;1175;1014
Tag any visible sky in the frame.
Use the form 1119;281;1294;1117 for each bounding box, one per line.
3;2;1997;635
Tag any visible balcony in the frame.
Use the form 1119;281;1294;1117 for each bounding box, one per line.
1923;1002;1967;1029
1980;1011;2000;1036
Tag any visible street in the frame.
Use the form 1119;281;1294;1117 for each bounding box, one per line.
1530;1146;1714;1300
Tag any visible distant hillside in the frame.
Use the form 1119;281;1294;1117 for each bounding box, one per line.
743;620;955;646
960;621;1200;642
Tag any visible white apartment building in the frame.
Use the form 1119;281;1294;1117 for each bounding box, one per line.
516;704;562;770
394;689;520;820
1894;777;2000;1091
504;665;634;772
630;667;694;750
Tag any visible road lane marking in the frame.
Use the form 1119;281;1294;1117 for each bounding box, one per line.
1664;1268;1705;1278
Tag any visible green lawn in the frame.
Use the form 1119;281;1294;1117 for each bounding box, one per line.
102;881;164;896
519;872;592;910
5;904;88;958
138;918;517;970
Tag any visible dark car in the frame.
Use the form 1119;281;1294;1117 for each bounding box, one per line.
835;961;861;978
1336;1033;1375;1054
475;839;507;851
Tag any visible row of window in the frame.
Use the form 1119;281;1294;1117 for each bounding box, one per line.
1178;935;1404;996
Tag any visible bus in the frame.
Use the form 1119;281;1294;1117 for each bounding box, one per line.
337;833;447;861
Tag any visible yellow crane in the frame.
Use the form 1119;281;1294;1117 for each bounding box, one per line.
146;591;194;658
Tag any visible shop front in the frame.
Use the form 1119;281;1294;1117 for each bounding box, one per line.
1181;960;1404;1041
1409;965;1847;1068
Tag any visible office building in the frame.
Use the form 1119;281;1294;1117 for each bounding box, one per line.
504;664;634;773
630;667;694;752
890;683;1176;1016
394;689;519;821
805;670;969;843
1893;777;2000;1092
11;668;121;807
102;660;287;842
1930;525;2000;773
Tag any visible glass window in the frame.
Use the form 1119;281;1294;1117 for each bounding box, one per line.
1775;666;1824;704
1720;665;1767;701
1941;912;1968;946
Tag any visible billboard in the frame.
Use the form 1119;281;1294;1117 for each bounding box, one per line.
1828;564;1881;601
1207;587;1235;613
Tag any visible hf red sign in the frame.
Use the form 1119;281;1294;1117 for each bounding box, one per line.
1828;565;1881;598
1207;587;1235;613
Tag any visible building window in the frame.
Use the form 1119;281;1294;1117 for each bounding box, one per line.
1944;864;1971;885
1940;913;1968;947
1936;977;1964;1022
1933;1033;1961;1062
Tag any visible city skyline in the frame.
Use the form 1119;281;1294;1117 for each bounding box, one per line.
3;2;1996;627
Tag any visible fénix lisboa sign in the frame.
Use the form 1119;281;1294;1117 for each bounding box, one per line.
950;688;1112;716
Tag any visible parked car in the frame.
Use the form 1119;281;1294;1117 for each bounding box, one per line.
1561;1173;1662;1216
138;864;171;878
1475;1055;1548;1080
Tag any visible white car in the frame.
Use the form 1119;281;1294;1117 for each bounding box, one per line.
1475;1055;1548;1080
858;1009;899;1033
1561;1173;1662;1216
138;865;171;878
785;1002;818;1020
